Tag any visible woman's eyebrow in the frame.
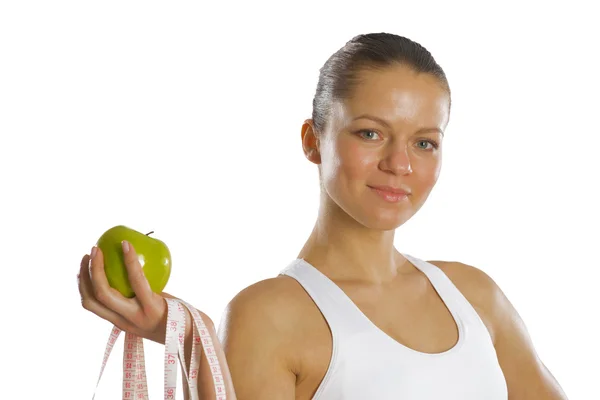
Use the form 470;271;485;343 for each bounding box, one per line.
352;114;444;136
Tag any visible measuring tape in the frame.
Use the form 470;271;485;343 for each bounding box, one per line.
91;298;227;400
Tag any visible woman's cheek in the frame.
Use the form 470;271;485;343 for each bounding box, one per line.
338;140;376;180
409;159;442;195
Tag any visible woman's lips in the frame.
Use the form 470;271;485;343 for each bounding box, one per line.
368;186;410;202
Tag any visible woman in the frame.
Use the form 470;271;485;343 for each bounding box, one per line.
78;33;568;399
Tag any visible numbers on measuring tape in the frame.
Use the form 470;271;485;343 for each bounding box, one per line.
166;353;177;365
91;297;227;400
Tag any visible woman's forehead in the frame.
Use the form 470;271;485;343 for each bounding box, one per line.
332;74;450;130
331;66;449;125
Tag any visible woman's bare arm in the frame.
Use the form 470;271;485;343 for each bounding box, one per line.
438;261;569;399
216;279;299;399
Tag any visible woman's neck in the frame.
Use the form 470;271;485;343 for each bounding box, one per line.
296;202;413;285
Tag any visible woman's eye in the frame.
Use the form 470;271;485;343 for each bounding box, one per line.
358;130;380;140
416;140;439;150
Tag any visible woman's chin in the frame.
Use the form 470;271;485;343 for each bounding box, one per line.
358;210;413;231
372;219;408;231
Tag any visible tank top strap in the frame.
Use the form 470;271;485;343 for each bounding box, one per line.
279;259;369;334
401;253;478;324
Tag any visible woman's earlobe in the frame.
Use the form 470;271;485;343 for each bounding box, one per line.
301;119;321;164
306;148;322;164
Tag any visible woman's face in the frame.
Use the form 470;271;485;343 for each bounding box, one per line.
306;64;450;231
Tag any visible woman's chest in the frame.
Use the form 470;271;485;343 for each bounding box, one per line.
292;274;489;399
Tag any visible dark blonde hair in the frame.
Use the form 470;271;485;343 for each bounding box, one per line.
311;32;451;134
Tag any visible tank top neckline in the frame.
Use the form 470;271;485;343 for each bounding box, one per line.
293;253;467;358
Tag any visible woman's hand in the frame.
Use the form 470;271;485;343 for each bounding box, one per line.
77;240;176;344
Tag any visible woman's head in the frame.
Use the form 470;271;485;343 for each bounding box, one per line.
301;33;451;231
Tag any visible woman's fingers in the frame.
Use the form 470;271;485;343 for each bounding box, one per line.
77;254;91;306
78;254;134;332
120;240;155;308
88;246;138;318
79;245;169;343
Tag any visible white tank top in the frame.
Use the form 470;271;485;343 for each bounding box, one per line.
279;253;508;400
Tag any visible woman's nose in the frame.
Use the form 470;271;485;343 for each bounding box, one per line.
379;145;413;175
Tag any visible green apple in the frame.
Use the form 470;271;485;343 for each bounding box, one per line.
96;225;171;298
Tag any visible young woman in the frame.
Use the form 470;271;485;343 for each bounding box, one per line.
78;33;568;399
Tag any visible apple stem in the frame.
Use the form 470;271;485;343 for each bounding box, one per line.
146;231;154;236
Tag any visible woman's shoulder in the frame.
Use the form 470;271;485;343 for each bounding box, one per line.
228;274;310;310
220;275;315;336
427;259;498;299
427;259;501;340
217;275;319;375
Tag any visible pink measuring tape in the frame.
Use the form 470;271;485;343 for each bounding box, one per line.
91;298;227;400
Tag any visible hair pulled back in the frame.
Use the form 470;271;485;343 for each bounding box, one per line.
311;33;451;134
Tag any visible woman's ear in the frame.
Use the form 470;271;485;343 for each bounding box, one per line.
301;119;321;164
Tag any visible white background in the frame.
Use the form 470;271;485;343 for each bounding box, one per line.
1;1;598;399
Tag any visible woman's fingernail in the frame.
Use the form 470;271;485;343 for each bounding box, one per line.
122;240;129;254
90;246;97;260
